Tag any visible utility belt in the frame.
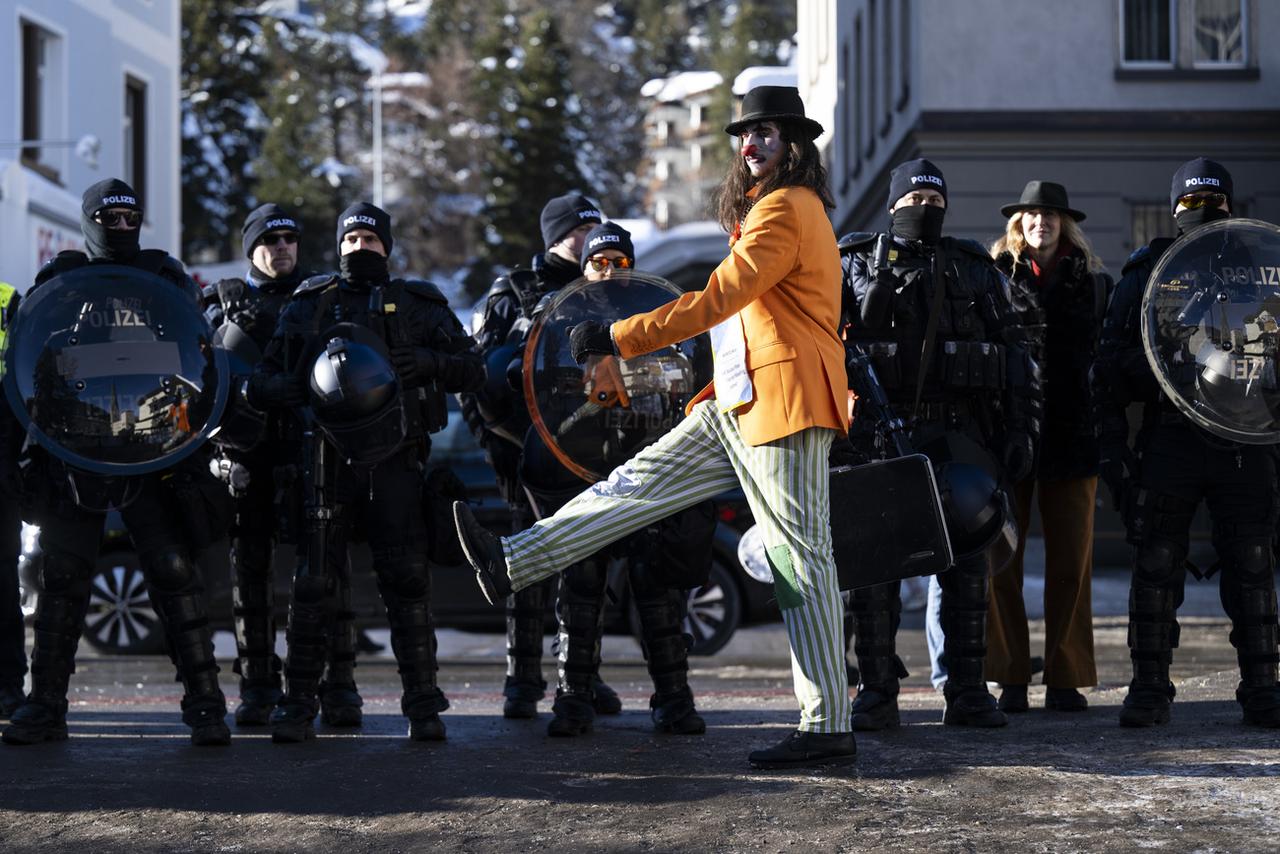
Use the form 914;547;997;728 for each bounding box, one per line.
854;340;1007;392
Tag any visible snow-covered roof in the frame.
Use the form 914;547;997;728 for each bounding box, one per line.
640;71;723;103
732;66;796;95
376;71;431;88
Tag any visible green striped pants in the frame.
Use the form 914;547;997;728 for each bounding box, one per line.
503;401;851;734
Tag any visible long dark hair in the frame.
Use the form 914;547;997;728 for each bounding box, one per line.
712;120;836;233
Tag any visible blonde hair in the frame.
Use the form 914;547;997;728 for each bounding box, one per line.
989;210;1104;272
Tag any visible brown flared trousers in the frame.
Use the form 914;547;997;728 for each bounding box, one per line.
986;476;1099;688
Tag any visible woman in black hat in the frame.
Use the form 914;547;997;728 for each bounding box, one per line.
986;181;1112;714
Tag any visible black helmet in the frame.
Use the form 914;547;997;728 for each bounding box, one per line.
307;323;406;464
913;429;1019;575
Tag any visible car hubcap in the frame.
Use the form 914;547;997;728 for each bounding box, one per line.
86;564;158;650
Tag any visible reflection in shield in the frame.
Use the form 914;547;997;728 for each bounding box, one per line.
523;273;712;482
3;265;228;476
1141;218;1280;444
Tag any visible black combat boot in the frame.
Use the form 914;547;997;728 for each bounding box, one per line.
229;536;283;727
634;584;704;735
847;581;906;731
3;553;88;745
381;566;449;742
1119;582;1180;727
547;559;606;737
148;557;230;748
939;561;1006;728
271;580;332;744
1226;579;1280;728
502;581;550;719
319;579;363;727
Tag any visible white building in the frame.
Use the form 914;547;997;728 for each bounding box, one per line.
0;0;181;291
798;0;1280;271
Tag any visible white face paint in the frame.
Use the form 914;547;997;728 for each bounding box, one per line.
739;121;784;179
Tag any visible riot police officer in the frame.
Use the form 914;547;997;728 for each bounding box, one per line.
204;205;363;728
840;159;1041;730
3;179;232;746
462;192;622;721
250;202;482;742
1093;158;1280;728
520;222;711;737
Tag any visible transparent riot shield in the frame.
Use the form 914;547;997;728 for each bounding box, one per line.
1141;218;1280;444
523;273;713;482
2;264;229;475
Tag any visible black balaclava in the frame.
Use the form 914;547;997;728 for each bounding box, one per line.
81;178;142;262
1170;157;1234;234
891;205;946;244
336;202;392;285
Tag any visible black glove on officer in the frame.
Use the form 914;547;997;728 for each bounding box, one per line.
1002;430;1035;483
1098;431;1136;512
390;345;441;385
569;321;617;365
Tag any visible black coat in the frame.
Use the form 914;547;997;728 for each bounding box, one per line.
997;247;1112;480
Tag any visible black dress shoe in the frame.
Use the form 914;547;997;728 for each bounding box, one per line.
998;684;1030;713
454;501;512;604
748;730;856;770
1045;687;1088;712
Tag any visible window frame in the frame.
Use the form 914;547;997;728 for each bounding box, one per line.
1191;0;1248;69
1118;0;1177;69
17;12;69;184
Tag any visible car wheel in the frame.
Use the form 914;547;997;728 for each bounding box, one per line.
83;553;166;655
684;557;743;657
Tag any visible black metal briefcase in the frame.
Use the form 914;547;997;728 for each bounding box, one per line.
829;454;953;591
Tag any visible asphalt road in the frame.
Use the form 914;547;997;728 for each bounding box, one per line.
1;560;1277;852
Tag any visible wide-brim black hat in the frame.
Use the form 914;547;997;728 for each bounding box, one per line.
1000;180;1086;222
724;85;824;140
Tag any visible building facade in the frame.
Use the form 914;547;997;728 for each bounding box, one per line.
798;0;1279;270
0;0;181;290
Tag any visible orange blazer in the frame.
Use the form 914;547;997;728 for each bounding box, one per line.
611;185;848;446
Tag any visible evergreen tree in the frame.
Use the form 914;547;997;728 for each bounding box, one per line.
468;6;586;292
180;0;268;262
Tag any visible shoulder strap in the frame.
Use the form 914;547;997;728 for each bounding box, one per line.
912;245;949;420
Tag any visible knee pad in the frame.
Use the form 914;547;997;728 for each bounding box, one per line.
562;558;607;601
375;559;430;602
1134;538;1187;586
230;536;274;578
40;551;94;596
1221;540;1275;587
143;550;198;594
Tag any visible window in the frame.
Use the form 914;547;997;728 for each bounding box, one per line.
882;1;893;134
21;20;64;177
689;102;702;130
854;17;863;172
124;77;148;210
1193;0;1245;65
1130;202;1176;250
897;0;911;110
656;119;669;145
865;0;876;158
1121;0;1175;65
655;158;669;182
690;143;701;170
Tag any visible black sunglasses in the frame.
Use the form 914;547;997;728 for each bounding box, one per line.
259;232;299;247
93;209;143;228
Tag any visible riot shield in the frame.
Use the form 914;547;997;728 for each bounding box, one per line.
523;273;712;482
2;264;229;476
1141;218;1280;444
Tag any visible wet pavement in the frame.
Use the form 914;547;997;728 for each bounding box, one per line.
1;557;1278;852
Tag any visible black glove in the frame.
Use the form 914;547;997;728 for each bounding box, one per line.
569;321;616;365
1002;430;1035;483
390;345;438;384
250;373;306;409
1098;434;1136;512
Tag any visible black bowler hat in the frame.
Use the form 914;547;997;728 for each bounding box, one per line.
724;85;824;140
1000;181;1087;222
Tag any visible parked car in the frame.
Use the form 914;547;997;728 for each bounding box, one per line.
20;398;775;658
